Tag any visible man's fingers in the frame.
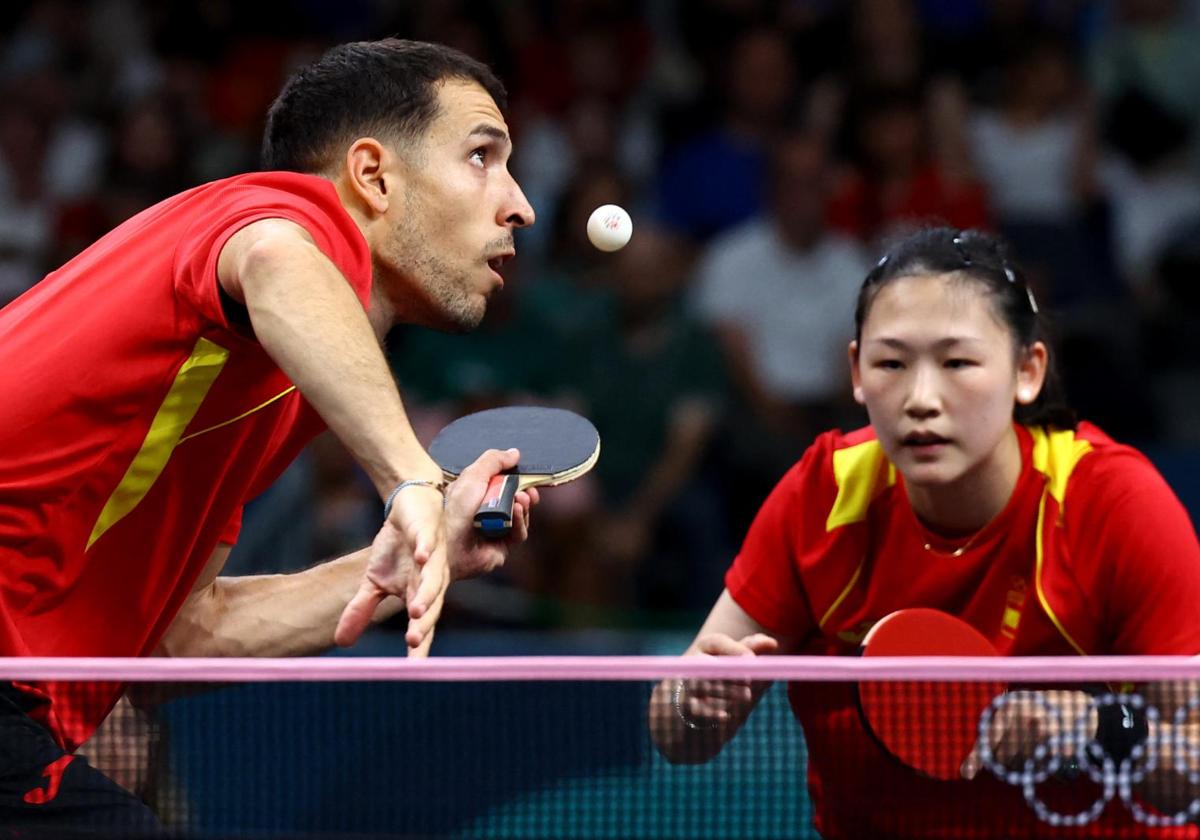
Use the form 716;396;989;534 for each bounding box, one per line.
411;524;441;567
407;628;436;658
334;584;385;647
406;591;446;654
457;447;520;485
510;500;530;542
407;549;448;618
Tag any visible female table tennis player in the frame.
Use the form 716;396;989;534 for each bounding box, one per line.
648;227;1200;838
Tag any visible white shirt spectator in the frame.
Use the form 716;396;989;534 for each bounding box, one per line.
1099;154;1200;288
969;110;1081;223
693;220;869;403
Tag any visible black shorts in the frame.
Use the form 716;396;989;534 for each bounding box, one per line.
0;683;163;838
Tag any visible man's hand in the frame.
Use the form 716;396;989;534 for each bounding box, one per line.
334;481;445;653
444;448;538;580
333;448;538;652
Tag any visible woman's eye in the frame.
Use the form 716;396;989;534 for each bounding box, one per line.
945;359;975;369
876;359;903;370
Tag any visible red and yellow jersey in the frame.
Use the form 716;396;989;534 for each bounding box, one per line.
727;423;1200;838
0;171;371;750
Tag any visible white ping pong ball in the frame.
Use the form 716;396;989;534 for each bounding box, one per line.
586;204;633;252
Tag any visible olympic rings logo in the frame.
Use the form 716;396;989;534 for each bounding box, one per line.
976;691;1200;826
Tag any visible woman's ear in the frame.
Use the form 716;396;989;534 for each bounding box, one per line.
1015;341;1048;405
849;340;865;405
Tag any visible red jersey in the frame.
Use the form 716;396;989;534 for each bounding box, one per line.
727;423;1200;838
0;172;372;750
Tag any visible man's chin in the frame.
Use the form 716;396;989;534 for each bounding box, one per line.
429;300;486;334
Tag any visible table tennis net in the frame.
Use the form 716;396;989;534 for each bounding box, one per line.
2;656;1200;839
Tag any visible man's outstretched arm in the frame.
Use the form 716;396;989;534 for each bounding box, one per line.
218;218;448;653
157;449;537;658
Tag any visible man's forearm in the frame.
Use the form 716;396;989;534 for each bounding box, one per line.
159;549;404;658
236;226;441;496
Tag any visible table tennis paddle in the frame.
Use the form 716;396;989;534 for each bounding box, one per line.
428;406;600;537
856;608;1006;781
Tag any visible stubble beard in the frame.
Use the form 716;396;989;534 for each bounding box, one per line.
386;210;486;334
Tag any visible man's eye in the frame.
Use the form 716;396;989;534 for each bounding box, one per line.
945;359;975;369
469;148;486;166
876;359;903;370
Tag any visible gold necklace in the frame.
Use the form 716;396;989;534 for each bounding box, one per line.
922;530;984;558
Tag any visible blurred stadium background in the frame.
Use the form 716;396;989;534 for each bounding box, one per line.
2;0;1199;657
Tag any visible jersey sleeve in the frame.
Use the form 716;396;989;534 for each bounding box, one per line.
1063;447;1200;655
173;178;371;331
724;434;839;640
218;505;244;546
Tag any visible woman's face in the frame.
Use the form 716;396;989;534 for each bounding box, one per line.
850;273;1046;491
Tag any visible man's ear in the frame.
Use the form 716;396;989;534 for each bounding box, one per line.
341;137;399;217
848;340;865;404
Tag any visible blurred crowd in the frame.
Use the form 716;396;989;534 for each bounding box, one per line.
3;0;1200;631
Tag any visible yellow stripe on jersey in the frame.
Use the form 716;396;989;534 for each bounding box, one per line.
819;556;866;630
827;439;896;531
178;386;295;445
1030;425;1093;508
87;338;229;550
1029;425;1094;655
1033;490;1088;656
819;439;894;629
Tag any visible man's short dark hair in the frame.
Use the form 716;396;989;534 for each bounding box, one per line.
261;38;507;173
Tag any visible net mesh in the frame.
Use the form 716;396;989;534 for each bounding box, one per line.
1;657;1198;839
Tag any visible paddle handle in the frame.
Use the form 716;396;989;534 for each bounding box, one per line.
474;474;519;537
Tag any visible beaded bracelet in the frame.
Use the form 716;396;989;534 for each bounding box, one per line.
382;479;446;520
672;679;720;731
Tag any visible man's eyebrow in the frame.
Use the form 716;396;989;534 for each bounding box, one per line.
468;124;510;146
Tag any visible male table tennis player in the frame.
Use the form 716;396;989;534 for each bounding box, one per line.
0;39;536;830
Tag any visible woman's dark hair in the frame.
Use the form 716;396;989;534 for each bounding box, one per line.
262;38;507;173
854;227;1077;430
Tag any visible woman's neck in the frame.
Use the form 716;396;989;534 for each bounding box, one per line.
905;426;1023;535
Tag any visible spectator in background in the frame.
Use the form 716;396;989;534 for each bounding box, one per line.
1094;82;1200;292
693;130;869;531
845;0;925;92
102;95;193;222
1086;0;1200;293
0;103;53;305
511;5;659;262
1143;226;1200;445
967;33;1117;310
657;26;798;242
828;83;991;244
572;225;731;612
1090;0;1200;174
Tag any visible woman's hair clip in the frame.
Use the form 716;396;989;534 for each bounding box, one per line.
1023;284;1039;314
955;232;1038;314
